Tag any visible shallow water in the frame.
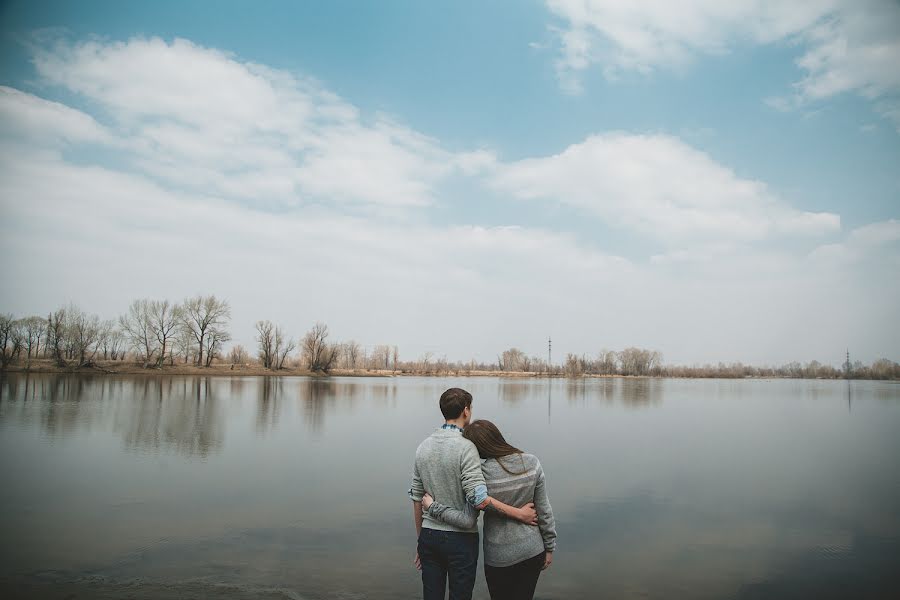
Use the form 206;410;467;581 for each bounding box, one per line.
1;374;898;599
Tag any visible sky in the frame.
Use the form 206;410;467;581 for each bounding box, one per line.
0;0;898;366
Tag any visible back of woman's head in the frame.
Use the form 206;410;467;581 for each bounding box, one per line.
463;420;527;474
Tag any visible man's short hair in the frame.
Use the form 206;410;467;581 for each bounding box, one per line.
440;388;472;420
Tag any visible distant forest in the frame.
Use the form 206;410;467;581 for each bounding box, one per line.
1;297;898;380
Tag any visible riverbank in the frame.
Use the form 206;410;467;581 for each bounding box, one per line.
2;359;896;380
0;358;604;378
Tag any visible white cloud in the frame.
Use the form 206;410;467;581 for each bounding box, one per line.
492;132;840;244
0;85;114;145
808;218;900;263
27;35;466;209
546;0;900;129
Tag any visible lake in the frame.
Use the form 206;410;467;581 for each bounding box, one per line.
1;374;899;599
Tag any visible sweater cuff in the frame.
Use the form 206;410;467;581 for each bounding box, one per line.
467;484;488;507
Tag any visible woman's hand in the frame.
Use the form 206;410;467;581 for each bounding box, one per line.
422;492;434;510
542;552;553;571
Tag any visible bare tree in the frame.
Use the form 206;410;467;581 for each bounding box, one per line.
47;308;66;366
42;304;99;366
229;345;248;365
597;349;618;375
302;322;337;372
499;347;526;372
149;300;182;367
0;314;23;368
371;345;392;370
274;327;296;370
392;345;399;372
120;299;158;364
63;305;100;365
182;295;231;367
421;351;434;373
20;316;47;363
565;353;585;377
256;320;276;369
521;355;532;372
98;321;125;360
347;340;360;368
202;326;230;367
174;325;195;364
336;340;361;369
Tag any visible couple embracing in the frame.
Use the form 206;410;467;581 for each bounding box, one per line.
409;388;557;600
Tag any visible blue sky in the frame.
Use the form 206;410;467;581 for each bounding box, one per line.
0;0;898;365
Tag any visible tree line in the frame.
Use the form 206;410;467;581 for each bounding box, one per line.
1;302;897;379
0;297;396;374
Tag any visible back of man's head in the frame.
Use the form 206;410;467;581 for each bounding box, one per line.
440;388;472;420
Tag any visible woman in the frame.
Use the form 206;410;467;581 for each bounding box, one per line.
422;419;556;600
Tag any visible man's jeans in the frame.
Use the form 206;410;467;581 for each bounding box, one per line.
418;527;479;600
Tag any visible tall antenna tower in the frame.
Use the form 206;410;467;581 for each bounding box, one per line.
844;348;851;379
548;337;552;371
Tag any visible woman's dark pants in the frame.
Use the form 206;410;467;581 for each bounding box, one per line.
483;551;546;600
418;528;480;600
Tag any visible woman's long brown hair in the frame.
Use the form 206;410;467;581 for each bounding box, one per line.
463;419;528;475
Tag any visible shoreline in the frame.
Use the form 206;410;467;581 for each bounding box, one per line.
1;361;896;381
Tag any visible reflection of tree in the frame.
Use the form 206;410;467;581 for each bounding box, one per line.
300;378;362;431
44;376;94;437
562;378;663;408
500;382;529;405
370;381;396;408
117;376;224;457
256;376;282;434
620;378;663;408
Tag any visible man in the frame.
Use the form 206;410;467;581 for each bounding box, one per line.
409;387;538;600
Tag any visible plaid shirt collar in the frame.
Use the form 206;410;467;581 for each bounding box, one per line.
441;423;463;433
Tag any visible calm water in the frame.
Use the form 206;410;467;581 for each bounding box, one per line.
1;375;899;599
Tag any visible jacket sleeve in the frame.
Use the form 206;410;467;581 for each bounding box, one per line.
459;441;488;506
534;460;557;552
408;457;424;502
426;499;479;529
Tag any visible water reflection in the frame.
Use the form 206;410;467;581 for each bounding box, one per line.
0;375;224;458
1;374;898;600
494;377;664;409
299;378;364;432
117;378;223;458
255;377;282;434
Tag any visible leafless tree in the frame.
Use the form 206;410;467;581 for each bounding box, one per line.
47;308;66;366
499;347;526;371
421;351;434;373
182;295;231;367
256;320;276;369
120;299;158;364
65;305;101;365
340;340;361;369
565;353;586;377
20;316;47;363
202;326;230;367
174;325;195;364
370;345;392;370
302;322;337;372
98;321;125;360
229;344;248;365
392;345;399;372
596;349;618;375
0;314;23;368
149;300;182;367
274;327;296;370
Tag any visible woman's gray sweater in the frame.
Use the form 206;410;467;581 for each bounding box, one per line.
426;453;557;567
